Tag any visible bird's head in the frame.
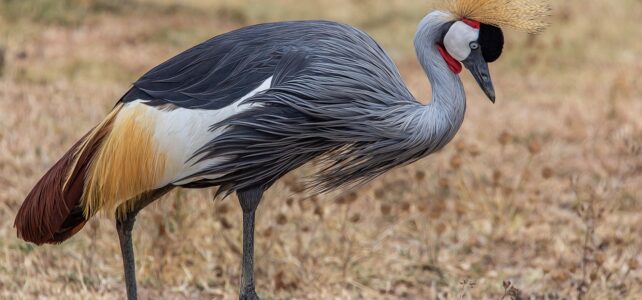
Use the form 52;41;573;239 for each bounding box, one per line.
439;19;503;102
418;0;549;103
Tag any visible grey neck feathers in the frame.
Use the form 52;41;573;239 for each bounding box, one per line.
408;11;467;155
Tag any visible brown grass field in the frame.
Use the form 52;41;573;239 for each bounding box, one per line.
0;0;641;299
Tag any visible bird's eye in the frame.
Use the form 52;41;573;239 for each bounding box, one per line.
470;42;480;50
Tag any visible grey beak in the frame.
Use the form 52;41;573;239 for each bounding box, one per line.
462;49;496;103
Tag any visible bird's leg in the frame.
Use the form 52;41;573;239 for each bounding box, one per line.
115;187;173;300
237;188;264;300
116;211;138;300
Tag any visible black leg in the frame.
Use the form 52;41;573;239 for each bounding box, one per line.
115;187;173;300
237;188;264;300
117;212;138;300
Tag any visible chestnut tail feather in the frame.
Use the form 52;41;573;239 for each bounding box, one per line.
14;112;116;245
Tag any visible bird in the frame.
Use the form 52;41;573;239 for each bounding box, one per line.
14;0;548;299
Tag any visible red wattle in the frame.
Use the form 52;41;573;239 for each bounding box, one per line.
438;45;462;74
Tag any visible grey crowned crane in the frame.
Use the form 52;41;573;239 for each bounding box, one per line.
14;0;548;299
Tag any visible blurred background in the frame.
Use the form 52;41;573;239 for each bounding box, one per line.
0;0;640;299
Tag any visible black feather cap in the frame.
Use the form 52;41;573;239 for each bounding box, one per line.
478;23;504;63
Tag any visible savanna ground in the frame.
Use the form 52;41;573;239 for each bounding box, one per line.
0;0;640;299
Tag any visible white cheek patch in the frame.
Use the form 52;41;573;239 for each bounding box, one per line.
444;21;480;61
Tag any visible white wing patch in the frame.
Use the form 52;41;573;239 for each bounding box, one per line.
123;76;273;187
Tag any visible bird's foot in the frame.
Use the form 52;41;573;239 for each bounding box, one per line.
239;290;260;300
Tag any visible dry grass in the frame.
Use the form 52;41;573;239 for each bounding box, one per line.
1;0;641;299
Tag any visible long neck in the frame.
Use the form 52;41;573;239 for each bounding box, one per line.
408;12;467;154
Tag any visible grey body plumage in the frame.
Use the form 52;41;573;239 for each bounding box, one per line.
124;13;466;196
